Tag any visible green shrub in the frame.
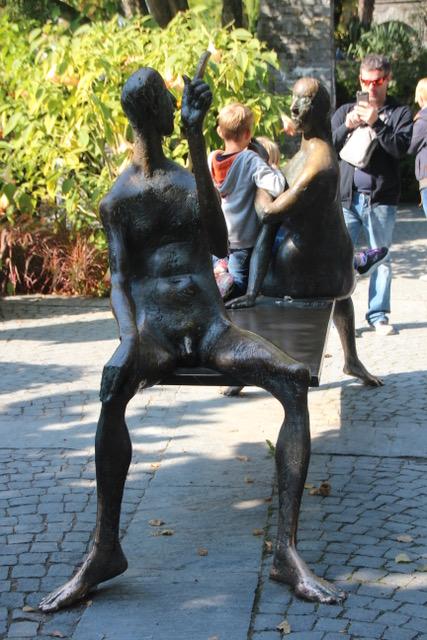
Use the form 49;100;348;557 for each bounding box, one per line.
336;21;427;108
0;9;288;245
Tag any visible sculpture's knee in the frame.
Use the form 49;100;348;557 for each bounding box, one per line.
288;363;310;389
99;365;139;406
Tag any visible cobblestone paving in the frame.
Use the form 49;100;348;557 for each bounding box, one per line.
253;455;427;640
0;448;152;639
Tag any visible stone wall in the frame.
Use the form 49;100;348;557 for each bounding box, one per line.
257;0;335;103
373;0;427;44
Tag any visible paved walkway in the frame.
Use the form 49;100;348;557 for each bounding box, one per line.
0;204;426;640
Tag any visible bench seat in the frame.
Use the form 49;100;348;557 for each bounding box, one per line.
160;296;335;388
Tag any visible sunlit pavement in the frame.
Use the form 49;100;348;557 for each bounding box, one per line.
0;205;426;639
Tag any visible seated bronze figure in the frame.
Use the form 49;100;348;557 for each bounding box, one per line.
39;68;345;612
227;77;382;388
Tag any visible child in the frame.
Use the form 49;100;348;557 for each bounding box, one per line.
209;103;286;298
255;136;282;173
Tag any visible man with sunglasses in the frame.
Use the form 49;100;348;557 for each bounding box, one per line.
332;54;413;335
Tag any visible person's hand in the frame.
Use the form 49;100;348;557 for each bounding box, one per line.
345;108;363;130
225;293;256;309
181;76;212;131
281;113;297;136
100;336;138;402
355;102;379;127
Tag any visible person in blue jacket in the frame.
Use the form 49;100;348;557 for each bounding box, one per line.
332;54;413;335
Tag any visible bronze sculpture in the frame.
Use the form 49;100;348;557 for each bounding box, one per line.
39;68;345;612
227;77;382;389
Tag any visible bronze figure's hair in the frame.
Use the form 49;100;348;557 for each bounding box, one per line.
293;77;332;137
121;67;165;128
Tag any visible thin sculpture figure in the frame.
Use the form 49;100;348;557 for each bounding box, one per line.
39;68;345;612
227;77;382;388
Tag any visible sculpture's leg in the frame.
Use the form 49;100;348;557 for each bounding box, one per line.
40;338;176;612
334;297;383;386
206;325;346;604
39;393;134;613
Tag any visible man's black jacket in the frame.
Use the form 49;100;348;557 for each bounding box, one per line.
332;98;413;208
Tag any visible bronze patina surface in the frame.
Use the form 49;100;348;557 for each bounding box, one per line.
227;77;382;389
39;68;346;613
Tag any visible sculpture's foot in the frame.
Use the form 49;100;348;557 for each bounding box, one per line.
270;547;346;604
39;543;128;612
343;357;383;387
220;385;244;397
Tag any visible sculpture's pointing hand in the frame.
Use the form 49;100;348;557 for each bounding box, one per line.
181;76;212;131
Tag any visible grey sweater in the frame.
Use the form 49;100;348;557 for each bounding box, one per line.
208;149;285;250
408;107;427;190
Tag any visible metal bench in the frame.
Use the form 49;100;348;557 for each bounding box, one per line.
161;296;335;388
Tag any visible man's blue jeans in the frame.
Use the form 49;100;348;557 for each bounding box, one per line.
212;247;253;297
343;192;396;325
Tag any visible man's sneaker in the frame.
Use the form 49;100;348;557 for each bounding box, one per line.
373;319;396;336
356;247;388;276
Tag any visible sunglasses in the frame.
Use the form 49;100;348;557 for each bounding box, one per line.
359;75;389;88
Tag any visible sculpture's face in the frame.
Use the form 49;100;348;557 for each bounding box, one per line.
157;83;177;136
290;89;313;133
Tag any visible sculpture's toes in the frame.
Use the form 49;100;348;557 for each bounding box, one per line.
363;373;383;387
343;360;383;387
294;575;347;605
270;549;347;605
39;578;90;612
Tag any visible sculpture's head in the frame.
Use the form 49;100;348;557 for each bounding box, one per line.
290;77;331;134
121;67;177;136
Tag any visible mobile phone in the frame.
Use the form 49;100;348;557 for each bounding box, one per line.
356;91;369;105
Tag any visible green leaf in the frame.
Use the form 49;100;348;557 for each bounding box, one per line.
3;113;22;137
3;184;17;200
232;28;252;41
18;192;34;213
62;178;74;195
78;129;90;148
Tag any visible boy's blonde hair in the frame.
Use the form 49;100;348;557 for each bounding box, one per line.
256;136;280;167
217;103;254;141
415;78;427;105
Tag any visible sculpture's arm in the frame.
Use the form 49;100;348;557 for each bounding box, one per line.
181;76;228;258
99;202;138;401
259;166;316;225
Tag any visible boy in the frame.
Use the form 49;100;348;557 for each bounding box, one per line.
209;103;286;298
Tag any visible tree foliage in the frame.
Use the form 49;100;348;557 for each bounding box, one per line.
0;9;287;240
